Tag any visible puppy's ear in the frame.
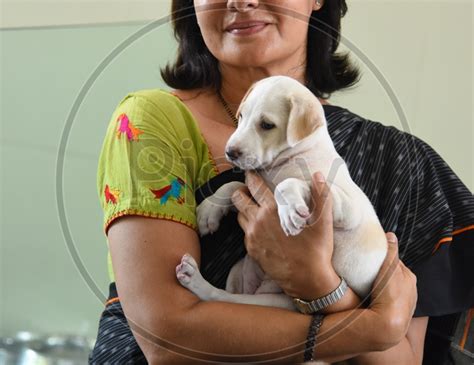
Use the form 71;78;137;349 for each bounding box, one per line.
286;94;323;147
236;83;256;120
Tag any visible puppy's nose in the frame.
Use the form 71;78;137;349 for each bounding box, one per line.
225;147;242;161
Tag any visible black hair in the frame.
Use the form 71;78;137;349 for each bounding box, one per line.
160;0;360;99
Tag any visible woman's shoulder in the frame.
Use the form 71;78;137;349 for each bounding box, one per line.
110;87;206;139
116;88;190;117
324;104;427;157
324;104;401;133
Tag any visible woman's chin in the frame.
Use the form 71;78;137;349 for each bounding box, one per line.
222;55;270;68
218;45;273;66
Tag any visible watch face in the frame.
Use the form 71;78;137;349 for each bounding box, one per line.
293;298;311;314
292;277;347;314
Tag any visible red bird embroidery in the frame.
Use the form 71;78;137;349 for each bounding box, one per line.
104;184;120;204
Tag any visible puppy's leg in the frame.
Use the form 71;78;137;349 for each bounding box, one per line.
226;256;266;294
176;254;296;311
196;181;246;236
254;279;284;295
241;255;266;294
328;183;363;230
274;178;311;236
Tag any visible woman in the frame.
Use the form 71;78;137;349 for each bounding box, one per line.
90;0;474;363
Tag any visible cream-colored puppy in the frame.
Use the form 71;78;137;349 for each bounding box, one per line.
176;76;387;310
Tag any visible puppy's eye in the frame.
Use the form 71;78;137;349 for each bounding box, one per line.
260;121;275;130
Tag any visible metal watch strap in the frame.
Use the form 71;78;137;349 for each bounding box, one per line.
293;276;348;314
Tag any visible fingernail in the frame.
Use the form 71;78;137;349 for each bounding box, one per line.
315;172;325;183
387;232;398;244
232;191;241;202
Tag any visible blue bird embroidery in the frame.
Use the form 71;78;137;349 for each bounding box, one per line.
150;177;186;205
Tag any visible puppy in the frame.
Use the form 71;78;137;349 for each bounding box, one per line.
175;76;387;311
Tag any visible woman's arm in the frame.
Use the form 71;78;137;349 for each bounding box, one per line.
322;276;427;364
320;279;428;364
348;316;428;365
108;216;415;364
229;166;424;363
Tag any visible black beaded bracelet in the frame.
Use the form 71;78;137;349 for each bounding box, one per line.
303;313;324;362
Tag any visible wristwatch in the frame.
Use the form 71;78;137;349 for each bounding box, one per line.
293;276;348;314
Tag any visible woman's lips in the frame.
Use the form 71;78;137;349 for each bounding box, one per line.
226;23;268;36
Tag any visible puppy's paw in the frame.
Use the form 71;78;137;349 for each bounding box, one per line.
175;253;198;285
176;254;214;301
196;197;229;236
277;203;310;236
274;178;311;236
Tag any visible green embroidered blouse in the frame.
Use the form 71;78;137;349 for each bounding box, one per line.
97;89;219;282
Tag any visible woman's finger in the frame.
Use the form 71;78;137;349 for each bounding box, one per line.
381;232;400;274
236;211;249;231
373;232;400;292
231;188;258;215
245;171;276;209
307;172;333;230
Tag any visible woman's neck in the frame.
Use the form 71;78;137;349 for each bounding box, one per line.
218;63;328;113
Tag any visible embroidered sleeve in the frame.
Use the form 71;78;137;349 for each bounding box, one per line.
97;93;198;235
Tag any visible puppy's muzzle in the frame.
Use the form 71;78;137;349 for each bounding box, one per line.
225;147;242;161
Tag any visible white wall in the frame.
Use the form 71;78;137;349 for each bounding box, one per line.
333;0;473;189
1;0;171;28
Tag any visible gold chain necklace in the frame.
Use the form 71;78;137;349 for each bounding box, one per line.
217;89;239;128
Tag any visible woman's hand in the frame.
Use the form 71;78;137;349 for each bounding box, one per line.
231;170;339;299
366;232;418;347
